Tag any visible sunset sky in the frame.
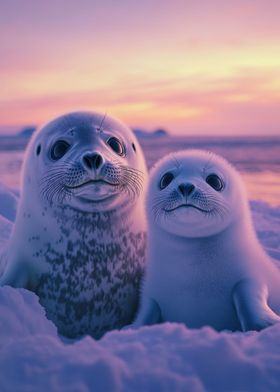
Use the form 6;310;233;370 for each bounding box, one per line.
1;0;280;135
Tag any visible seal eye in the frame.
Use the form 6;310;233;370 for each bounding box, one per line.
159;172;174;190
107;137;125;156
206;174;224;192
50;140;71;160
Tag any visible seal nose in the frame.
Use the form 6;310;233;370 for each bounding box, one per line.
82;152;103;170
178;183;195;197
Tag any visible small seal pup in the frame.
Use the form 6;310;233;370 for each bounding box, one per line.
0;111;147;338
133;149;280;331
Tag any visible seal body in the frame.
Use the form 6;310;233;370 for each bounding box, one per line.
1;111;147;338
134;149;280;331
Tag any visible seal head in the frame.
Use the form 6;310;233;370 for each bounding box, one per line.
25;111;145;213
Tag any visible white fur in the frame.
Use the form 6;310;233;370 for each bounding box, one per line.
135;149;280;331
1;111;148;338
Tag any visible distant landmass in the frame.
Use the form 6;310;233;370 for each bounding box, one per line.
15;126;169;139
133;128;169;139
0;126;36;139
15;126;168;139
0;126;36;151
18;126;36;138
0;126;169;139
0;125;169;151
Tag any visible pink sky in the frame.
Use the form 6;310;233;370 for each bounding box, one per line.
0;0;280;135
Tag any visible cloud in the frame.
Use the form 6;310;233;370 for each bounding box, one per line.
0;66;279;135
0;0;280;135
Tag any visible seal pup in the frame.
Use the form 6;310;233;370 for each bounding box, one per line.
0;111;147;338
134;149;280;331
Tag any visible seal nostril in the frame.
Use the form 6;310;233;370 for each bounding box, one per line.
186;184;195;195
95;154;103;169
178;184;185;196
178;183;195;196
83;153;103;170
83;156;92;169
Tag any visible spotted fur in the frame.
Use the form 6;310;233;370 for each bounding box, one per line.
35;209;146;338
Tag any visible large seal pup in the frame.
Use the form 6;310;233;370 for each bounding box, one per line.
134;149;280;331
0;111;147;338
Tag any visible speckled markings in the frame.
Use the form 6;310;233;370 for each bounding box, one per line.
35;207;146;338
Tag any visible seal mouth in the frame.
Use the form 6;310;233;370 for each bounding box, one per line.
164;204;209;213
67;179;119;189
67;179;120;203
77;193;118;204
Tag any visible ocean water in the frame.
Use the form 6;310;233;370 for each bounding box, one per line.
0;136;279;205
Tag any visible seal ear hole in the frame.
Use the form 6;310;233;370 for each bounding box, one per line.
36;144;41;156
132;143;136;152
206;174;224;192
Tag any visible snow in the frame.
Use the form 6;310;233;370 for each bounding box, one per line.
0;182;280;391
0;183;18;222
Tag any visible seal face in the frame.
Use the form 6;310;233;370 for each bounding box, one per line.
147;150;237;238
134;149;280;332
1;111;147;338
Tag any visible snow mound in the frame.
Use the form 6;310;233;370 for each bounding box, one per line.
0;183;18;222
0;286;57;344
0;183;280;390
0;294;280;392
251;201;280;261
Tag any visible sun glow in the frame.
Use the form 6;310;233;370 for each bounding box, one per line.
0;2;280;135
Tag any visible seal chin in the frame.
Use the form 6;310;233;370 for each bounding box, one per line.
77;193;118;204
70;194;118;212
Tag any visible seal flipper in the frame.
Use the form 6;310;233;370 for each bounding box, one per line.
233;279;280;331
133;298;162;326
